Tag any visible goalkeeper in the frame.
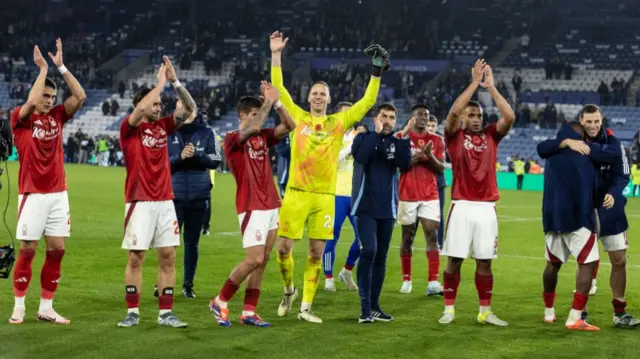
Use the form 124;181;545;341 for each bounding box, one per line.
269;31;390;323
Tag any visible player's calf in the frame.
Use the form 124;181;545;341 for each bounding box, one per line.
9;247;36;324
399;224;415;293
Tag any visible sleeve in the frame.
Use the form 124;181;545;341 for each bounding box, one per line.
338;136;354;162
352;132;379;165
10;107;27;130
536;139;563;159
161;115;177;135
486;123;506;144
224;132;241;154
607;140;630;196
394;138;412;173
52;104;73;125
271;66;305;123
119;117;137;140
588;137;621;165
262;128;280;148
195;128;222;170
168;135;184;170
434;136;445;161
341;76;381;128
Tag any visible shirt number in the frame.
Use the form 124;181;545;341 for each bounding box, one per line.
323;215;332;229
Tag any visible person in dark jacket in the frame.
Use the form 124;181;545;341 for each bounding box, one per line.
167;103;221;297
275;134;290;197
350;103;415;323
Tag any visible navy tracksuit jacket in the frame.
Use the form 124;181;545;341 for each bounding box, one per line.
168;122;221;285
351;131;411;317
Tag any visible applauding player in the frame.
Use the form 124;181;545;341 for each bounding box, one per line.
269;31;388;323
9;39;86;325
209;82;296;327
396;105;445;296
117;56;196;328
439;60;515;326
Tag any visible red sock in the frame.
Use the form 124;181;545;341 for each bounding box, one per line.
443;271;460;306
572;292;589;311
543;292;556;308
401;254;412;281
344;263;354;271
125;285;140;308
13;249;35;297
159;287;174;310
475;272;493;307
426;250;440;282
325;274;333;279
219;278;240;302
40;249;65;300
243;288;261;313
593;260;599;280
612;299;626;314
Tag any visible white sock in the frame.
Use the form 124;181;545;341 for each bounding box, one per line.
325;278;334;284
591;279;597;286
545;307;555;318
159;309;171;315
566;309;582;325
128;307;139;315
479;305;491;314
301;302;312;312
38;298;53;312
284;285;294;295
342;268;351;273
215;295;228;309
242;310;255;317
445;305;455;312
14;296;25;309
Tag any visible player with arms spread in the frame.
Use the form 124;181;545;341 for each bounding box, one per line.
117;56;196;329
439;59;515;326
270;31;389;323
395;104;445;296
9;39;86;325
209;82;296;328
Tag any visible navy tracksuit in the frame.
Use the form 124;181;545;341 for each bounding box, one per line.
351;131;411;318
168;122;221;286
537;123;622;235
436;132;448;249
276;135;290;197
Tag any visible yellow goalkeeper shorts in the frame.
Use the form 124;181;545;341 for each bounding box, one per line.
278;187;335;241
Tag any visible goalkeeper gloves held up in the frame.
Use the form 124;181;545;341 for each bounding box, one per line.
364;44;390;72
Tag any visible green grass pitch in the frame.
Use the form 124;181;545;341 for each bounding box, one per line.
2;162;640;359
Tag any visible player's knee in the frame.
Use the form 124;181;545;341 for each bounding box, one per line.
157;248;176;268
278;237;294;255
248;252;266;268
20;240;38;251
44;236;66;251
475;259;492;274
127;251;145;269
610;252;626;268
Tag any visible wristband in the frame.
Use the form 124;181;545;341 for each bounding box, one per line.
58;65;68;75
171;80;182;88
274;101;283;109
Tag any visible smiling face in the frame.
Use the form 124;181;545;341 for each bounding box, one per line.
580;110;602;138
144;95;162;121
308;82;331;115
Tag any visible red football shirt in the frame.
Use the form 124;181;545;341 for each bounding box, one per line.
446;123;504;202
397;131;445;201
11;104;72;194
120;115;177;202
224;129;281;214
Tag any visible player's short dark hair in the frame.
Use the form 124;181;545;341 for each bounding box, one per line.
132;87;152;107
428;115;438;124
32;78;57;91
376;103;397;116
236;96;263;115
335;101;353;112
411;104;429;113
568;121;585;136
466;100;482;110
580;104;601;118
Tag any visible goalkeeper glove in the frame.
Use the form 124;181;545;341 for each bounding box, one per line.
364;44;390;72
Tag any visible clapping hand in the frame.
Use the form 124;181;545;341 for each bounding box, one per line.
33;46;48;70
479;65;494;89
181;143;195;160
47;38;64;68
471;59;487;84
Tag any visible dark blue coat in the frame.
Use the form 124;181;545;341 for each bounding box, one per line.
276;135;290;190
168;123;221;201
351;132;412;219
537;124;621;234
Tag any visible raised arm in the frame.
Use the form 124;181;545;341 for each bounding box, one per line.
482;66;515;136
238;82;279;143
48;38;86;116
128;64;167;127
445;59;486;136
163;56;196;128
273;98;297;140
18;46;49;120
270;31;304;121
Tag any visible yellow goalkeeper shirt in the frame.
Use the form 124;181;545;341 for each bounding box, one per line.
335;130;358;197
271;66;380;194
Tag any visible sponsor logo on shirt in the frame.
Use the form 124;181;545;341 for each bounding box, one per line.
141;128;168;149
32;116;60;141
248;136;267;160
463;133;488;152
